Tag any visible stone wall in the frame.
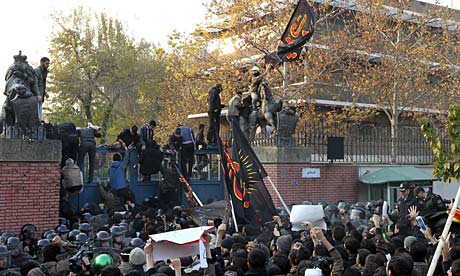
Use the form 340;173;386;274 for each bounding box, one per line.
0;139;61;233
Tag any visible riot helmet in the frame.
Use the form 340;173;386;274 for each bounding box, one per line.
20;224;37;241
6;237;20;250
110;226;125;237
95;231;112;248
75;233;88;246
45;233;57;241
0;245;11;269
37;239;50;248
42;230;56;239
118;223;129;234
1;233;15;243
68;230;81;242
129;238;145;248
78;223;92;235
56;225;70;235
6;237;21;257
337;201;349;211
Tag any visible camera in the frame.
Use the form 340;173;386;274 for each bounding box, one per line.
69;241;94;274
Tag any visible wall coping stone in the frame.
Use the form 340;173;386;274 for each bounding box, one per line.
0;139;61;162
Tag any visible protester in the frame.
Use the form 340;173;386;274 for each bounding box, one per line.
194;124;210;176
77;123;102;184
138;140;163;182
207;83;223;145
34;57;50;121
139;121;157;151
60;158;83;194
109;144;132;203
178;124;195;181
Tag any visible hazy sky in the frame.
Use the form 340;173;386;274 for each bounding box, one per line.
0;0;208;103
0;0;458;104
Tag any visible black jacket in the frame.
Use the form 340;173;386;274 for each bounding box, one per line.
139;145;164;175
245;267;268;276
396;192;419;222
419;192;446;216
208;86;222;113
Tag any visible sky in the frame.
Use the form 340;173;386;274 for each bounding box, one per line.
0;0;459;104
0;0;209;103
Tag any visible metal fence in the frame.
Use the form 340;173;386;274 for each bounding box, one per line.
252;122;448;164
0;125;46;140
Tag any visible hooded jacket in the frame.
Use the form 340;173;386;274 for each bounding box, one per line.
109;149;129;190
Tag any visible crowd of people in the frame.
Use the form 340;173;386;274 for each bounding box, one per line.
3;169;460;276
4;56;460;276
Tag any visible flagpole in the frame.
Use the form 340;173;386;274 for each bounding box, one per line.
266;175;291;215
228;195;239;233
427;183;460;276
283;62;289;98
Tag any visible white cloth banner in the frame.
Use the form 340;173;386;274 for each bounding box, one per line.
290;205;326;231
149;226;214;267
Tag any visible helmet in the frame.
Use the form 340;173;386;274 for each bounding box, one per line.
1;232;15;242
6;237;21;250
20;224;37;239
75;233;88;245
46;233;57;241
118;223;129;233
82;213;92;222
337;201;349;211
96;231;111;241
302;201;313;205
42;230;56;239
0;245;11;268
68;230;81;242
252;66;260;72
56;225;70;234
129;238;145;248
110;226;125;237
92;254;114;272
78;223;92;234
37;239;51;248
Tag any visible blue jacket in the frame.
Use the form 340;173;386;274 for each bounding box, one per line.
109;149;129;190
180;126;195;145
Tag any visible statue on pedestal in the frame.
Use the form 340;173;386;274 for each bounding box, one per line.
1;51;40;138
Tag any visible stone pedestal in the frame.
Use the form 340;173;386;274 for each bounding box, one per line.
0;139;61;233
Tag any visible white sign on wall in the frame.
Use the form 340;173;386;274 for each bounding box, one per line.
301;168;320;178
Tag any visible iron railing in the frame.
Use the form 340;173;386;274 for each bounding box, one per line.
252;122;448;164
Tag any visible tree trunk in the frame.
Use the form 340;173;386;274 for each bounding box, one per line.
100;101;115;144
391;81;399;164
390;117;398;164
83;89;93;123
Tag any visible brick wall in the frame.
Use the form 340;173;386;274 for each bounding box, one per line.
263;163;359;207
0;162;61;234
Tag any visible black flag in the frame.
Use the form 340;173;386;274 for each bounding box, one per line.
218;117;277;224
265;0;315;65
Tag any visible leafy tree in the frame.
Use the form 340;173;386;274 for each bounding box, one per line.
420;105;460;183
169;0;460;163
47;8;165;143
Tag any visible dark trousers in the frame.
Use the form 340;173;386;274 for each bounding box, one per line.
180;143;195;180
61;137;79;168
77;142;96;183
207;112;220;144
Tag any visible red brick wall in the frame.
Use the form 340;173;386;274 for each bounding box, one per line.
0;162;61;234
263;163;358;207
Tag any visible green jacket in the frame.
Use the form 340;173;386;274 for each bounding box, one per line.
34;66;48;99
